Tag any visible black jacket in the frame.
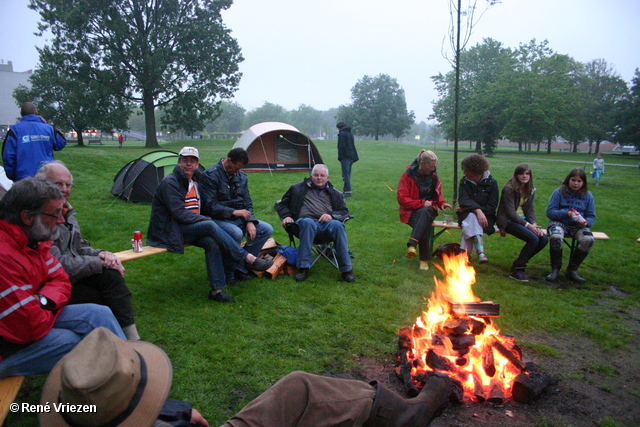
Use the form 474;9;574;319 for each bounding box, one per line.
201;158;258;223
275;178;350;222
147;165;210;253
337;126;359;162
457;172;499;234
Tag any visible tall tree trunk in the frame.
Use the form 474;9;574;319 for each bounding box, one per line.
75;128;84;147
143;92;160;148
452;0;462;207
546;137;552;154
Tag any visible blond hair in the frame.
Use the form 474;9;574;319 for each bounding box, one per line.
418;149;438;164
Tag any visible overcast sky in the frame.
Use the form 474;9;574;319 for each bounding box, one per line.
2;0;639;123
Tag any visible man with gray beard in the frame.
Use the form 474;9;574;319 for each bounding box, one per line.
0;178;125;378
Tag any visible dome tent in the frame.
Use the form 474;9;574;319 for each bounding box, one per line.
110;150;203;203
232;122;323;172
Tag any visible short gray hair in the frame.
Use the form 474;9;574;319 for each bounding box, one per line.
0;178;63;225
35;160;71;181
311;163;329;176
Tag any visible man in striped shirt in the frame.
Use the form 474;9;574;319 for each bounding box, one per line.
0;178;125;378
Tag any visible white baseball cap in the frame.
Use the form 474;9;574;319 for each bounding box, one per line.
178;146;199;159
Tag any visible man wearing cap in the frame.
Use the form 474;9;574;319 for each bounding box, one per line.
276;164;355;283
42;327;457;427
36;161;140;340
201;147;274;285
2;102;66;181
147;147;273;302
0;178;125;378
336;122;358;197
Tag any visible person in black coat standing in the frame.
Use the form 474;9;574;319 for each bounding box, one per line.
336;122;358;197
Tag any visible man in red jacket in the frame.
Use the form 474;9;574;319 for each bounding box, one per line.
0;178;124;378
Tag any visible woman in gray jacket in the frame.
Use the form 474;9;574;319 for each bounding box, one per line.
497;164;548;282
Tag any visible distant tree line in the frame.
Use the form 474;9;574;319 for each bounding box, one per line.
431;38;639;154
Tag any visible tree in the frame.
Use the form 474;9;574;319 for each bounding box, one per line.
243;102;289;128
337;74;414;140
13;44;132;146
30;0;243;148
206;101;246;133
614;69;640;148
290;104;323;138
580;59;628;154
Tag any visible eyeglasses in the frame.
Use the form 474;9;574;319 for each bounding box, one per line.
40;210;63;219
53;181;75;189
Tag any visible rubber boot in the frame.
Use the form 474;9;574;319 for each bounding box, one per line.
474;235;488;263
545;245;563;282
566;248;589;283
363;373;460;427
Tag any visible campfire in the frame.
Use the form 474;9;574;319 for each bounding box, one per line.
397;249;552;404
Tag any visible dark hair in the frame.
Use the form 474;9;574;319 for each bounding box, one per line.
20;102;38;117
227;147;249;166
507;163;534;197
461;154;489;176
561;168;589;197
336;122;347;129
0;178;63;225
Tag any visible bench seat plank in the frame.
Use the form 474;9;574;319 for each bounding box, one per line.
0;375;24;425
115;246;168;262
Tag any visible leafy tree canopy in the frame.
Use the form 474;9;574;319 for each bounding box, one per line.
338;74;415;140
30;0;243;147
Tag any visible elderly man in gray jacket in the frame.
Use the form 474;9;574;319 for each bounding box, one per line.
36;162;140;340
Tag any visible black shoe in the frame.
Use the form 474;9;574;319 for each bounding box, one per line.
235;271;254;282
226;279;242;287
294;267;310;282
247;257;273;271
208;290;235;302
341;271;356;283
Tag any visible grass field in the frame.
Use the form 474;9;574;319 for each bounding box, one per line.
10;138;640;426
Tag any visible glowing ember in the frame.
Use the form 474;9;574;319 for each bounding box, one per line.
398;251;524;402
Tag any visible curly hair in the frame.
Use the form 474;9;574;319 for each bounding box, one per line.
461;154;489;176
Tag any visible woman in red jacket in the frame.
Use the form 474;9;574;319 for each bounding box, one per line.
397;150;451;270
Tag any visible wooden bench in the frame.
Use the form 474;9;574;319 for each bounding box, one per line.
115;245;169;262
0;375;24;425
428;220;609;259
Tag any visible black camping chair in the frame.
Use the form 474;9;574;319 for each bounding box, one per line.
283;217;353;269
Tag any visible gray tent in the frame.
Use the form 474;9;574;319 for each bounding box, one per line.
232;122;323;172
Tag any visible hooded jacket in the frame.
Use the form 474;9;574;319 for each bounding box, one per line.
397;158;447;224
337;126;358;163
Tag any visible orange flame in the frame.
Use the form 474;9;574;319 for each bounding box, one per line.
404;252;521;401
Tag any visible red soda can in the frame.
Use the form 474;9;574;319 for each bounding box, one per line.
133;231;143;252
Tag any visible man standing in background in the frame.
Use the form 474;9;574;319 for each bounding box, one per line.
336;122;358;197
2;102;66;181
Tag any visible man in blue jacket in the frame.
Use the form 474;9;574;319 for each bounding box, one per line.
2;102;66;181
202;147;273;285
336;122;358;197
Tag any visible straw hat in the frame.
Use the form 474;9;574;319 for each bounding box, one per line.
40;327;172;427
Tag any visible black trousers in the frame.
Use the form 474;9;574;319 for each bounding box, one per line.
407;206;437;261
68;268;135;328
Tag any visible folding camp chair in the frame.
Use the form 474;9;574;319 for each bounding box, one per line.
284;216;353;269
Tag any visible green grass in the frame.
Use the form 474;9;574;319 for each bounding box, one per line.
10;139;640;426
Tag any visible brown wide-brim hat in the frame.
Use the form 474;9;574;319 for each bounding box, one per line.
40;327;172;427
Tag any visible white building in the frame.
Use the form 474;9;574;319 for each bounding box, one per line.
0;61;33;131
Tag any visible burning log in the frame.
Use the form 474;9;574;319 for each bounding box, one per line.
482;348;496;378
489;335;526;372
399;350;420;397
469;318;487;335
443;319;468;335
450;334;476;350
511;362;554;403
398;327;413;350
487;379;505;404
449;301;500;317
426;349;456;372
472;373;485;402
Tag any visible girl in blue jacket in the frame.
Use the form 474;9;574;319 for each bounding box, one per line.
545;168;596;283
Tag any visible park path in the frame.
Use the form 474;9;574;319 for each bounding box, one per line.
494;154;638;168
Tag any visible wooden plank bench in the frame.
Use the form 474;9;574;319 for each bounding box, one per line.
0;375;24;425
428;220;609;259
115;245;168;262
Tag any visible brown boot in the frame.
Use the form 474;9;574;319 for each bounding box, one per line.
363;372;461;427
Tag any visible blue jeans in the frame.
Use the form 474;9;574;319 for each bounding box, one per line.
180;220;248;289
340;159;354;193
295;218;352;272
504;221;548;269
0;303;124;377
214;219;273;274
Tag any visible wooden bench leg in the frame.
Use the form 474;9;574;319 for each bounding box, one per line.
429;227;451;260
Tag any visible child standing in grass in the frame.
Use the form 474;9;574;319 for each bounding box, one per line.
545;168;596;283
592;153;604;186
497;164;548;282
